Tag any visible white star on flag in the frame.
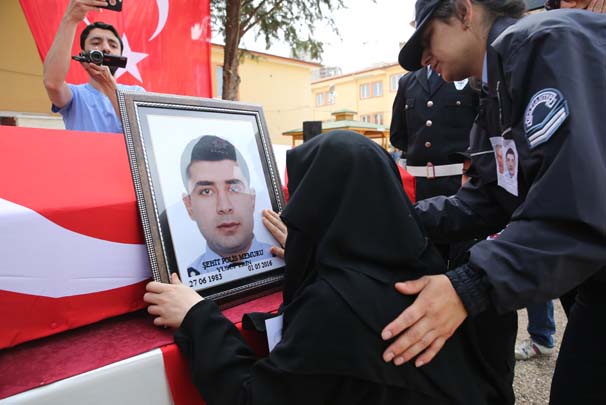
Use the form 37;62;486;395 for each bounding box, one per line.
115;34;148;82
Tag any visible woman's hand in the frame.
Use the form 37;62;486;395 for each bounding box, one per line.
144;273;203;328
262;209;287;259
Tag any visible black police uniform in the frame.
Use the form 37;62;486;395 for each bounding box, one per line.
390;67;479;200
415;11;606;404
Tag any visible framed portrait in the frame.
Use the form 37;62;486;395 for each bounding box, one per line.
118;91;286;305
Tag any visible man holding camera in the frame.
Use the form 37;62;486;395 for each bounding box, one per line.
43;0;144;133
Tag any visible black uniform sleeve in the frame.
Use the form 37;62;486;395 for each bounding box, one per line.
390;75;409;152
414;179;511;244
452;26;606;314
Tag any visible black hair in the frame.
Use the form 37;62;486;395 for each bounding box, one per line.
181;135;251;191
544;0;561;10
506;147;515;157
433;0;526;26
80;21;123;53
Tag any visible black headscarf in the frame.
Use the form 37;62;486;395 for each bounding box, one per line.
275;131;488;404
282;130;444;307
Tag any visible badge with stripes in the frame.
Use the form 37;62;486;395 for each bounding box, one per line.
524;88;569;149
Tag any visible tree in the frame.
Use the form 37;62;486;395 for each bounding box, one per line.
212;0;345;100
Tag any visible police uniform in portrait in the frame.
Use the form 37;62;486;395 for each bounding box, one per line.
390;66;479;200
409;12;606;404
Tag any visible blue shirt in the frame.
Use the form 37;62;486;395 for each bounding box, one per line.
52;83;145;133
187;237;276;276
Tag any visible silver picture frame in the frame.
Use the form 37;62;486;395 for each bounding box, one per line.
118;91;285;305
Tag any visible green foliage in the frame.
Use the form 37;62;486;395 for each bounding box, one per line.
212;0;345;62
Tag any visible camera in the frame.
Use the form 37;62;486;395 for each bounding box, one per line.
72;50;127;68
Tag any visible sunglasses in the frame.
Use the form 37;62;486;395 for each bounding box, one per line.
544;0;561;9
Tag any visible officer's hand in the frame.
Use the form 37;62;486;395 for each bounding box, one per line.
82;62;117;94
588;0;606;13
144;273;203;328
64;0;108;23
381;275;467;367
262;209;286;259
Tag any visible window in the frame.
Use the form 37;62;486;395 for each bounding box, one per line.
360;83;370;99
327;92;335;105
360;113;384;125
390;74;403;91
361;81;384;99
372;81;383;97
215;66;223;99
316;92;325;106
316;90;334;106
327;85;336;105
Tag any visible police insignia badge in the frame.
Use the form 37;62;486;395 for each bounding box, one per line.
524;88;569;149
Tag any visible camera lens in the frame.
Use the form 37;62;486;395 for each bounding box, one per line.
89;50;104;64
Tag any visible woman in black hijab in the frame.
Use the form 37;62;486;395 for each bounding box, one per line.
144;130;503;405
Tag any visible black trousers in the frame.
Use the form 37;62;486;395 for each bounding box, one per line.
550;281;606;404
558;287;577;318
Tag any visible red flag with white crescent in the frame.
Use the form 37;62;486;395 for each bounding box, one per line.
0;126;151;349
18;0;212;97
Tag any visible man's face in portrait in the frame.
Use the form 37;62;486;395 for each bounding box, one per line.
506;151;516;177
183;159;256;256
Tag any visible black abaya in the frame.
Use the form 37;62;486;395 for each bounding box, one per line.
175;131;512;405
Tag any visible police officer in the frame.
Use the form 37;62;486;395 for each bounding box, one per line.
390;66;478;200
379;1;606;403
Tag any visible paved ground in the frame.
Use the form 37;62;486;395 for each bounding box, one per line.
513;300;567;404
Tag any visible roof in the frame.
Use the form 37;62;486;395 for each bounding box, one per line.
283;119;386;135
211;43;323;68
331;108;357;114
312;62;402;84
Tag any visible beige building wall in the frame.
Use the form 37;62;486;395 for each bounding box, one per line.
311;64;408;131
0;1;51;115
211;46;319;145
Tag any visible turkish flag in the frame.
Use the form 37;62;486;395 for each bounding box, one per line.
0;126;151;349
19;0;212;97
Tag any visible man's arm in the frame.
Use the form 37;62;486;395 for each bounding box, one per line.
43;0;107;108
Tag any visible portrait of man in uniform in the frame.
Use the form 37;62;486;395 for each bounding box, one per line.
118;93;285;299
505;148;516;179
490;137;519;197
180;135;274;277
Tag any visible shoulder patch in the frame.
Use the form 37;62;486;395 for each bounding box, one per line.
524;88;569;149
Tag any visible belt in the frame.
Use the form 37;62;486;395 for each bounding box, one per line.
406;163;463;179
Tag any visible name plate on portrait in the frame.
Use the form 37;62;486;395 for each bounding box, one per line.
118;91;285;305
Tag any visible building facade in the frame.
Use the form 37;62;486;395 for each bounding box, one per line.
210;46;320;145
311;63;408;132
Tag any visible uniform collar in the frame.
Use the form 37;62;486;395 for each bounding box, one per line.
484;17;518;95
481;53;488;91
